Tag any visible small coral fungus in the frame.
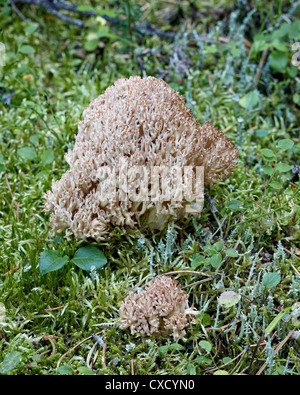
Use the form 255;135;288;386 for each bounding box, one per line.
118;275;198;340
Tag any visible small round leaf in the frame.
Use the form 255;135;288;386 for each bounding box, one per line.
261;148;275;160
39;250;68;275
0;352;22;374
262;272;281;289
277;139;294;150
71;246;107;271
219;291;241;308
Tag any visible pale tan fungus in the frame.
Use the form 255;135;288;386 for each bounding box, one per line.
118;275;198;339
44;76;239;240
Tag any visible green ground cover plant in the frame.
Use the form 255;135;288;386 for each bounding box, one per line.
0;0;299;375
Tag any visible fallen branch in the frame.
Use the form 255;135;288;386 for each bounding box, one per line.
14;0;96;27
13;0;177;38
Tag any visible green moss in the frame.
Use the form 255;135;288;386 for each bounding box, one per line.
0;0;299;375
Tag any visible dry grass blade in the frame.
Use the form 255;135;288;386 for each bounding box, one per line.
86;341;98;369
57;331;104;369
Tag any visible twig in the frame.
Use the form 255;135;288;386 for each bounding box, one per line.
222;125;233;133
9;0;31;22
206;319;241;332
40;335;56;358
57;332;102;368
283;248;300;276
182;277;213;289
14;0;176;38
44;305;64;312
254;49;269;85
247;333;265;374
92;349;99;368
162;270;213;278
3;266;19;277
233;236;241;250
5;173;14;200
130;359;134;375
206;347;248;373
251;199;267;213
102;343;107;367
209;215;227;240
86;341;98;369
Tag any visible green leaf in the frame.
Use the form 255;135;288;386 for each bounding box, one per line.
197;313;211;327
265;306;292;335
191;253;205;269
262;165;274;176
71;246;107;271
288;20;300;39
227;200;243;211
199;340;212;353
214;370;229;375
77;5;95;11
77;366;95;375
97;28;117;40
17;147;36;160
262;272;281;289
39;250;69;275
0;352;22;374
219;291;241;308
277;139;294;150
57;365;73;375
209;253;222;268
36;170;49;178
276;162;292;173
256;129;269;137
261;148;275;160
251;35;269;56
187;363;196;375
269;181;282;190
170;343;185;351
158;346;169;355
29;135;39;145
293;93;300;105
25;24;38;35
271;23;290;39
270;51;288;72
19;45;35;54
96;8;117;17
194;356;212;365
40;149;54;165
271;39;288;52
214;241;224;251
239;90;260;109
225;249;238;258
84;39;98;51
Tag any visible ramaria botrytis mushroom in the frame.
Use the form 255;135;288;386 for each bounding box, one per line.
44;76;238;240
118;275;198;340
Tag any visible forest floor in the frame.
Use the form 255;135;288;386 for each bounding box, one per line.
0;0;300;375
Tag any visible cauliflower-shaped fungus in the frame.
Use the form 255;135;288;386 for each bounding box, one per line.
118;275;197;339
44;76;238;240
